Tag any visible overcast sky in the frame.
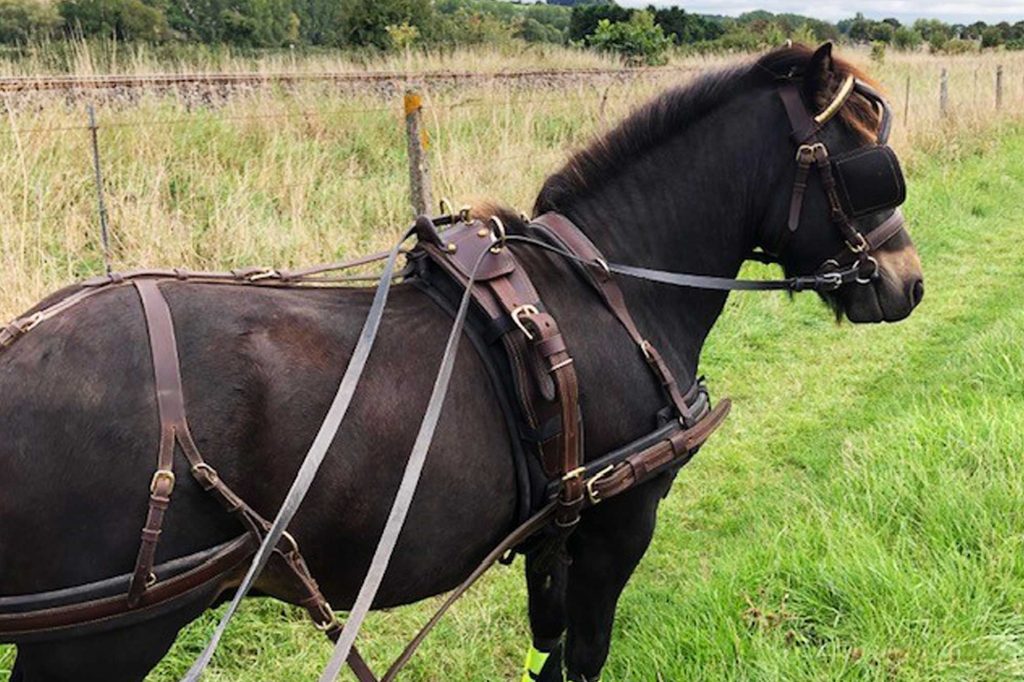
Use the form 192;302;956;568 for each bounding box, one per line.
616;1;1024;24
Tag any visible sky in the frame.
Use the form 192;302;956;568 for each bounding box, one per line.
616;1;1024;24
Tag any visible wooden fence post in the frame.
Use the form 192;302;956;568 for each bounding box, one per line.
996;65;1004;110
903;74;911;125
940;68;949;119
404;88;432;217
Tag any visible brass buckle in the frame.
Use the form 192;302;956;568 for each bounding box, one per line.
150;469;176;494
846;232;869;254
247;268;280;282
585;464;616;505
640;339;654;361
280;530;301;556
795;142;826;163
314;602;338;631
511;304;539;340
22;312;45;333
562;466;586;482
191;462;219;485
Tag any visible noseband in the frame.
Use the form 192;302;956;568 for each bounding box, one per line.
775;74;908;287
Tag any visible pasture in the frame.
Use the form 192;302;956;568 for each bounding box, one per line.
1;46;1022;680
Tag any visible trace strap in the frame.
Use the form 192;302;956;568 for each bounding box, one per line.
318;245;493;682
181;227;414;682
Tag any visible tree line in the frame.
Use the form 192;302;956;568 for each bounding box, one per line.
0;0;1020;59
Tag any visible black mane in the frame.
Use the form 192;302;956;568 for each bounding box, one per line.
534;44;871;216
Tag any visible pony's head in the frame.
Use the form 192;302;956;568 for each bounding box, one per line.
757;43;923;323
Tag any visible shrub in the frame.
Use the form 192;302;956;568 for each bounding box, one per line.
892;26;922;51
943;38;978;54
870;40;886;63
586;11;670;66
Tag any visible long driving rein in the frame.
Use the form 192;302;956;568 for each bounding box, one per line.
0;73;906;682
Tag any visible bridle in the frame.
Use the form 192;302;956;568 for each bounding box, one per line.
770;73;908;290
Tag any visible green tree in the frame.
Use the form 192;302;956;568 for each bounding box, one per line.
586;10;670;65
339;0;432;49
981;26;1004;48
871;22;894;43
59;0;168;41
568;3;630;42
0;0;62;42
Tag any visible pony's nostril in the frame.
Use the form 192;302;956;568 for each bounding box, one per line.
910;279;924;307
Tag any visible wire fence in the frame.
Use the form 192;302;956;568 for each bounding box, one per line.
1;61;1021;276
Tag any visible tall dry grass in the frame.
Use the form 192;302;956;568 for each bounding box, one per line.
0;46;1020;319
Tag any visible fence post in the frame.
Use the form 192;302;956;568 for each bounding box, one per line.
86;103;112;275
940;68;949;119
996;65;1004;109
404;88;432;217
903;74;911;125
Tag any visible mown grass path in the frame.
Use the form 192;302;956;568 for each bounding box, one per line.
4;125;1023;681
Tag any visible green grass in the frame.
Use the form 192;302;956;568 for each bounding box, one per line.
3;118;1024;682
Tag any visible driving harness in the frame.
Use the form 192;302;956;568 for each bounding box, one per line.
0;71;907;682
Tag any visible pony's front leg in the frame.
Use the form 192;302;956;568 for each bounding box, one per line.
563;474;673;682
523;553;569;681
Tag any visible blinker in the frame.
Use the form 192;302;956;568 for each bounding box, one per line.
830;144;906;218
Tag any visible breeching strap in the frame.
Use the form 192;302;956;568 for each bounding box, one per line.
318;245;493;682
181;228;413;682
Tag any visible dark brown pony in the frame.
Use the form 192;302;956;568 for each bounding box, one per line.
0;45;923;681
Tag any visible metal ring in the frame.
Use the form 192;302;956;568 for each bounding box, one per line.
488;216;506;247
439;197;454;216
856;255;879;285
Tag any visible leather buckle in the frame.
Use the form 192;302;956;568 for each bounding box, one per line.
585;464;616;505
150;469;176;495
191;462;219;487
314;602;338;631
795;142;826;163
279;530;301;556
246;268;281;282
846;232;869;254
511;304;540;340
562;466;586;482
817;272;843;291
21;312;45;333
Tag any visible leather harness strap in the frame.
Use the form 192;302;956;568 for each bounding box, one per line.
132;279;377;682
529;213;698;426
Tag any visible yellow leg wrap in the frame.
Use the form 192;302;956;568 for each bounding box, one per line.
521;644;552;682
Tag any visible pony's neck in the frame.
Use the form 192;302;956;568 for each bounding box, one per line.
547;94;776;384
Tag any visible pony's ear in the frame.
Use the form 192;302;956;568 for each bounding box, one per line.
802;42;836;104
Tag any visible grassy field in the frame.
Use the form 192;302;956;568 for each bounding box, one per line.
2;47;1024;680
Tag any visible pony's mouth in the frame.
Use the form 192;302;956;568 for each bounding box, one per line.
827;267;924;324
